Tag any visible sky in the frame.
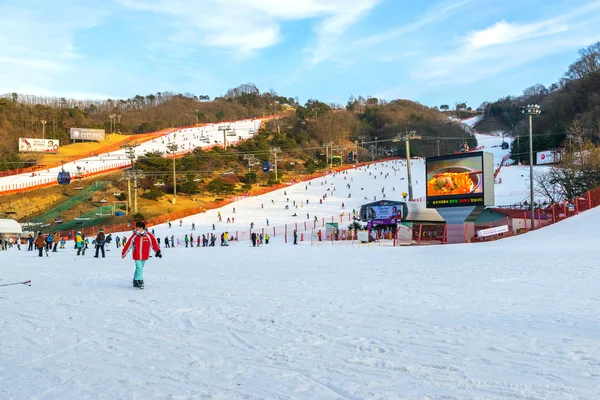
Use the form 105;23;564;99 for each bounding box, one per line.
1;0;600;109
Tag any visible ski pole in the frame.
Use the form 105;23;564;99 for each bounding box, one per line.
0;280;31;287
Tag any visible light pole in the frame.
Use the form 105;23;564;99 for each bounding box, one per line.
40;119;47;139
195;109;199;124
437;140;440;156
522;104;541;230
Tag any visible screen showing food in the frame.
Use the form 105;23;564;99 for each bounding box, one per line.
426;153;486;208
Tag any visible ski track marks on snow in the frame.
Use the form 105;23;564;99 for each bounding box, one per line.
2;212;600;399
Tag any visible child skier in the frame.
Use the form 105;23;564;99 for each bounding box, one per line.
122;221;161;289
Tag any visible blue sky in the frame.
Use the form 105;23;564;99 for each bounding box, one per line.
1;0;600;109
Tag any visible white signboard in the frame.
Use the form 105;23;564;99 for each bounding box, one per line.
536;150;561;165
18;138;59;153
70;128;106;141
477;225;509;238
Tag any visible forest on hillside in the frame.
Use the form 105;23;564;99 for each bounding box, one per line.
478;42;600;202
476;42;600;163
0;82;473;172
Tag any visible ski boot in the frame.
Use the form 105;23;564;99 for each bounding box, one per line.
133;279;139;288
138;280;144;289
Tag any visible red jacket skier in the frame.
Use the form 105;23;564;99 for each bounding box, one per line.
122;221;161;289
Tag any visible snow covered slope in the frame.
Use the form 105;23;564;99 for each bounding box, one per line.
1;188;599;399
0;119;261;192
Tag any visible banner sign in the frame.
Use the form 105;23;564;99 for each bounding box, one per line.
536;150;561;165
70;128;105;141
18;138;59;153
477;225;509;238
366;204;402;225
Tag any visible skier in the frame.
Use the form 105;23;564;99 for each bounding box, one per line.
164;235;170;248
60;238;66;249
94;229;106;258
45;233;53;252
27;234;34;251
293;230;298;245
35;232;45;257
192;223;196;231
265;233;269;244
179;219;183;227
122;221;161;289
75;232;85;256
185;234;189;247
52;233;59;252
116;236;121;248
105;233;112;251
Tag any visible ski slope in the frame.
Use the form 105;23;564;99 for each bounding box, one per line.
1;190;599;399
0;119;262;192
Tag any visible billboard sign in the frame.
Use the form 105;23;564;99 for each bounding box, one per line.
70;128;105;141
426;151;495;208
365;202;403;225
18;138;59;153
536;150;561;165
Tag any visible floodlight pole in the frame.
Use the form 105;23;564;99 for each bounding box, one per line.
522;104;541;230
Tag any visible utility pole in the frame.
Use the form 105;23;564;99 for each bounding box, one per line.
166;142;179;204
218;125;231;149
40;119;47;139
393;130;421;201
270;147;281;181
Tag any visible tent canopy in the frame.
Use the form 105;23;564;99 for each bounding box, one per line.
0;219;23;234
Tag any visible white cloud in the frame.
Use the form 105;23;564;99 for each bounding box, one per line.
411;1;600;85
0;0;109;96
356;0;474;46
118;0;379;64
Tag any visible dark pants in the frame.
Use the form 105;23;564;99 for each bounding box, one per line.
77;246;85;256
38;247;43;257
28;243;33;251
53;242;58;252
95;244;105;258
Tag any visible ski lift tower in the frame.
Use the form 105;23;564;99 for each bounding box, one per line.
393;130;421;201
218;125;231;149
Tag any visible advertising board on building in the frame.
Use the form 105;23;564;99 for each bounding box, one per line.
425;151;495;208
18;138;60;153
365;201;403;225
70;128;106;141
536;150;562;165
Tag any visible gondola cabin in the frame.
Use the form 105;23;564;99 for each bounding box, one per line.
262;161;272;172
57;170;71;185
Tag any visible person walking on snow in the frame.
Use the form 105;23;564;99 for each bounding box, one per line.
94;229;106;258
35;232;45;257
122;221;161;289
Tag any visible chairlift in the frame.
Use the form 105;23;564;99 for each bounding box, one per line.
501;141;509;150
262;161;272;172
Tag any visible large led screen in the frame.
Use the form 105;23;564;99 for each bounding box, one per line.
425;151;494;208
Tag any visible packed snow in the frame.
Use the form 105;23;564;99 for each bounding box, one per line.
1;188;599;399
